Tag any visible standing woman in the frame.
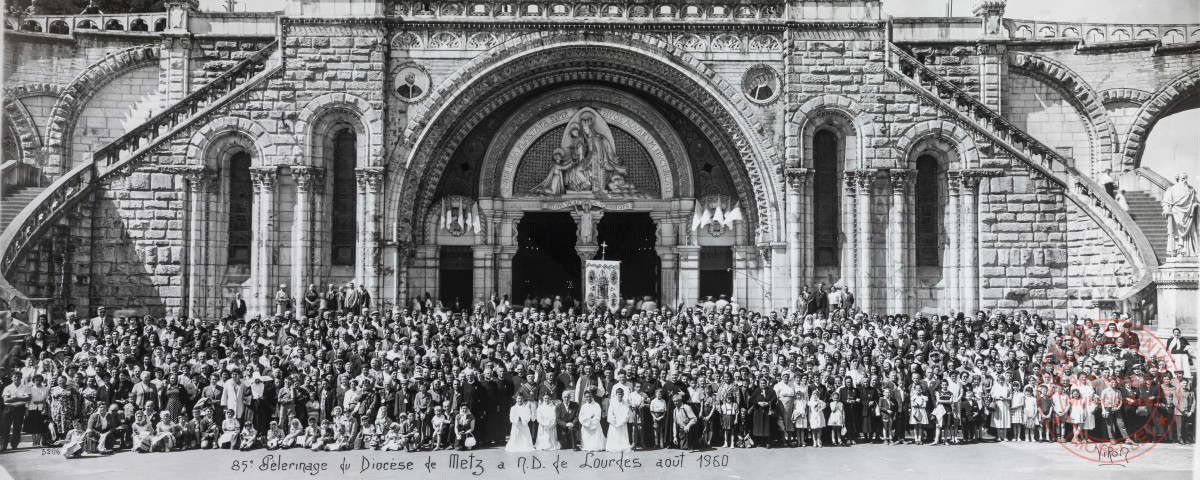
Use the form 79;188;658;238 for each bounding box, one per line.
747;377;776;448
453;405;475;450
774;372;797;446
49;376;76;444
990;375;1012;442
161;375;187;423
24;375;52;447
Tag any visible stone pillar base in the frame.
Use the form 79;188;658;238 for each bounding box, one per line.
1155;257;1199;338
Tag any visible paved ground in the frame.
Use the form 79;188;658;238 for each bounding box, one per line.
0;441;1194;480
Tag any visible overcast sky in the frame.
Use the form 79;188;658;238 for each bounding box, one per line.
200;0;1198;182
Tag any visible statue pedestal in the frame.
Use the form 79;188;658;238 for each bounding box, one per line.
1155;257;1199;338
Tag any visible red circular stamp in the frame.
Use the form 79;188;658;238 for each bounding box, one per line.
1036;318;1182;463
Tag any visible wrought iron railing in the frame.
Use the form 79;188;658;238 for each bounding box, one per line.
887;43;1160;301
0;41;280;313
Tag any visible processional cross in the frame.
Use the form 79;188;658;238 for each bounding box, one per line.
600;241;607;260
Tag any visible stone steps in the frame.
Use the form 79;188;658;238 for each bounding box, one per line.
0;187;46;232
1122;190;1169;260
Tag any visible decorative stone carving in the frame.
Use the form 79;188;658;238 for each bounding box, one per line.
393;62;430;103
468;32;499;49
711;34;743;52
748;35;782;52
391;32;422;49
527;108;639;197
742;64;781;104
428;31;462;49
250;167;278;192
673;34;706;52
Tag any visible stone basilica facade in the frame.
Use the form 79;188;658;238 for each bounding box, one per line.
1;0;1198;333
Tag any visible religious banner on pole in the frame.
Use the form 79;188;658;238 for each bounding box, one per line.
584;260;621;312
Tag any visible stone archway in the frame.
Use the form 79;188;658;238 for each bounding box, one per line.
384;34;783;247
1122;67;1200;169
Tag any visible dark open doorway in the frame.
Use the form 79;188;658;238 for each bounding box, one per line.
594;212;660;305
513;212;581;306
438;246;473;311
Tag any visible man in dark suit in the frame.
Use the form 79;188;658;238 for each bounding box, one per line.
227;293;247;320
809;282;829;316
556;390;580;450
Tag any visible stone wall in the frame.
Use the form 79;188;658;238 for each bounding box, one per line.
69;64;165;168
977;173;1070;318
2;34;157;86
1002;72;1095;174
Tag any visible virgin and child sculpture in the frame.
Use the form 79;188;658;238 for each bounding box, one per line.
531;109;638;196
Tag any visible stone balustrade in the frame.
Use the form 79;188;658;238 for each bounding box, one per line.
1006;19;1200;45
4;12;168;34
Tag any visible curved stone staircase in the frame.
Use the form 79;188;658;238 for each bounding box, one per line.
0;41;282;312
887;44;1160;301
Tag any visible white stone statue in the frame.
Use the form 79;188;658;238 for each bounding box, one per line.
1161;172;1200;257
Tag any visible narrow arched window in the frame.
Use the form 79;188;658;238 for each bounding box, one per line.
227;152;252;265
331;130;358;265
915;154;942;267
812;130;840;267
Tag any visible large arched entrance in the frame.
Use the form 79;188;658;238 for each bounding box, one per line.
389;36;783;312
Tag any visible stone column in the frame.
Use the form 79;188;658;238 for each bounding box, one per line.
411;245;439;302
676;245;701;308
842;173;858;294
732;246;757;312
650;211;677;308
291;167;319;303
356;167;384;300
855;170;875;312
961;174;981;315
785;168;807;305
800;169;815;282
496;247;518;301
250;166;278;316
655;247;678;309
183;167;214;320
472;246;494;306
946;173;962;312
889;169;910;314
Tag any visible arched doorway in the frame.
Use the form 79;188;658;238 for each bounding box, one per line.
594;212;660;306
512;212;580;307
392;39;781;311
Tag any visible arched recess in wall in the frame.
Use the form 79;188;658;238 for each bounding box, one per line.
191;117;269;272
43;45;161;171
298;96;375;273
385;32;781;247
1007;53;1115;176
1122;67;1200;172
905;134;965;313
796;103;863;285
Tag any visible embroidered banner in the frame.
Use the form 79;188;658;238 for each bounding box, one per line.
584;260;621;312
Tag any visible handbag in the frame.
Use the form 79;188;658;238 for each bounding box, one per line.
464;434;476;448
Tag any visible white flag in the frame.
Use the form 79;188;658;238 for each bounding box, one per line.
441;199;450;230
455;199;465;229
471;202;482;233
691;202;704;231
712;202;725;226
700;204;713;226
722;201;743;228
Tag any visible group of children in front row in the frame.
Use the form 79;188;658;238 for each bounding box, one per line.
61;403;462;458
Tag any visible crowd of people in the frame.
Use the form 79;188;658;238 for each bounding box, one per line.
0;280;1195;460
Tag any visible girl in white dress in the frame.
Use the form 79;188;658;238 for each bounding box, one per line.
578;392;606;452
505;393;535;452
535;394;560;451
806;392;826;448
605;390;632;452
